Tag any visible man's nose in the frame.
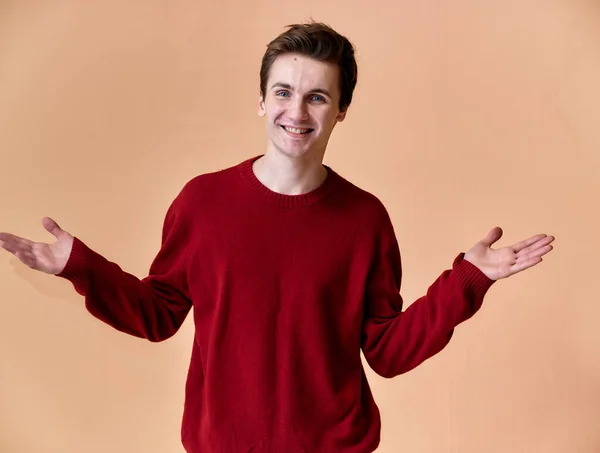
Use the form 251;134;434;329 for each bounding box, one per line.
287;99;309;122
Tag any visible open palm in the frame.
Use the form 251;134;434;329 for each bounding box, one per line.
464;227;554;281
0;217;73;275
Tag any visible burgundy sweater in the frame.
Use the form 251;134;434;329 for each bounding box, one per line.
57;156;494;452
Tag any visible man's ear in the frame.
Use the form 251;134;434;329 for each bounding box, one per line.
336;108;348;122
257;93;266;117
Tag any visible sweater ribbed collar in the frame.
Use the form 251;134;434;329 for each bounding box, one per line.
238;155;338;209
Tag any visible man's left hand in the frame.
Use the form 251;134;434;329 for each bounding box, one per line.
463;227;555;281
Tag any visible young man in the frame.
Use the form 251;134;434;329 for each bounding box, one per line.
0;22;554;453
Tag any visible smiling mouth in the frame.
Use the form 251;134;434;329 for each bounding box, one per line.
281;125;314;135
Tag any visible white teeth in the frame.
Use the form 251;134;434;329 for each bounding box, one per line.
284;126;310;134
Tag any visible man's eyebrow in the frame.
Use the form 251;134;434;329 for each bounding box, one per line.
270;82;332;98
270;82;293;91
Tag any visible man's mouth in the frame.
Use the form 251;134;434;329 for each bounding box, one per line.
281;125;314;135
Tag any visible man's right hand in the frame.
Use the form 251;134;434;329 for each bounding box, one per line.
0;217;74;275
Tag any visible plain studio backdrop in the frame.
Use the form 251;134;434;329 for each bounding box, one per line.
0;1;598;452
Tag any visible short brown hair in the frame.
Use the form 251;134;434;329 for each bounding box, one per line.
260;21;358;112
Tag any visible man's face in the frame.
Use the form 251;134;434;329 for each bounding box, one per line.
258;53;347;161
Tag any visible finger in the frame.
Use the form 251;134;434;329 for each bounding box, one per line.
0;232;14;243
481;226;503;247
509;256;543;275
518;244;553;261
0;232;33;245
0;233;32;255
42;217;65;240
16;250;36;268
516;236;555;258
511;234;550;253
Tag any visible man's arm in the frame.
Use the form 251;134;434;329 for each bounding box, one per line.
0;187;193;343
56;191;193;342
361;212;554;379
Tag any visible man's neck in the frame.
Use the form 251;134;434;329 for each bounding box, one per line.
252;150;328;196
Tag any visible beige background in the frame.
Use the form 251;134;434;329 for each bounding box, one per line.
1;1;598;452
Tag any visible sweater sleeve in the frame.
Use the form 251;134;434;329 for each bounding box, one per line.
361;212;495;378
56;190;193;342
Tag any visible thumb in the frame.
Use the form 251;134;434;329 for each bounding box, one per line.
42;217;66;240
480;226;503;248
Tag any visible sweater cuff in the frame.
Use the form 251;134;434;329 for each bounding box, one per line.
55;237;93;294
452;252;495;303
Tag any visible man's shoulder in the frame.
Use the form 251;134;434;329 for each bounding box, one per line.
327;171;397;242
178;156;253;196
332;169;389;216
186;158;247;188
164;157;252;214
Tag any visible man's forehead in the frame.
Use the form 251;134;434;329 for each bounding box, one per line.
268;55;340;93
